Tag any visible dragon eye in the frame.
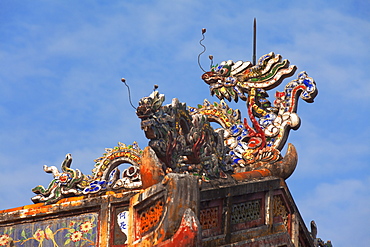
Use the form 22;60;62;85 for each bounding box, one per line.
220;68;228;75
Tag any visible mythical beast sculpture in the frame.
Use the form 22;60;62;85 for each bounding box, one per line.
200;52;317;177
136;52;317;181
136;91;232;180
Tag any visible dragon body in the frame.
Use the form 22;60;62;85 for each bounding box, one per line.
200;52;317;169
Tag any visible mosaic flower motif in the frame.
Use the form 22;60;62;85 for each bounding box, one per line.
58;173;71;185
82;180;107;194
33;229;45;241
0;234;10;246
70;231;83;242
80;221;93;233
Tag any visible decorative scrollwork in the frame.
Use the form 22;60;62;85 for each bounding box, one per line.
32;142;143;204
137;199;164;236
32;154;86;204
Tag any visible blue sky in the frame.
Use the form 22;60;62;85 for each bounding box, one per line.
0;1;369;246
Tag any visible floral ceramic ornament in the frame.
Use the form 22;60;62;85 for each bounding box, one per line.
32;154;85;204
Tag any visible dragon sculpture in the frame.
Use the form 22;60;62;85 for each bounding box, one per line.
200;52;317;172
136;91;232;180
136;52;317;180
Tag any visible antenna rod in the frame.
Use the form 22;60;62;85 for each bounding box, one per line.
253;18;257;65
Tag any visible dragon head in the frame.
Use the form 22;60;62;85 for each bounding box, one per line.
202;59;252;102
136;91;165;119
201;52;297;102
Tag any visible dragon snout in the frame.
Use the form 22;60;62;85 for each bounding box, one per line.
201;72;211;80
201;72;218;84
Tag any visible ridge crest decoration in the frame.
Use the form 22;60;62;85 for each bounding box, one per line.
32;51;317;204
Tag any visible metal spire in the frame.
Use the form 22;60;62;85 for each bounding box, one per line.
253;18;257;65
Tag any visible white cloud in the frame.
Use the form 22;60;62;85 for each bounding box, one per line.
297;177;370;246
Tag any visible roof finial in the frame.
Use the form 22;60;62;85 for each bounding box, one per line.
253;18;257;65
